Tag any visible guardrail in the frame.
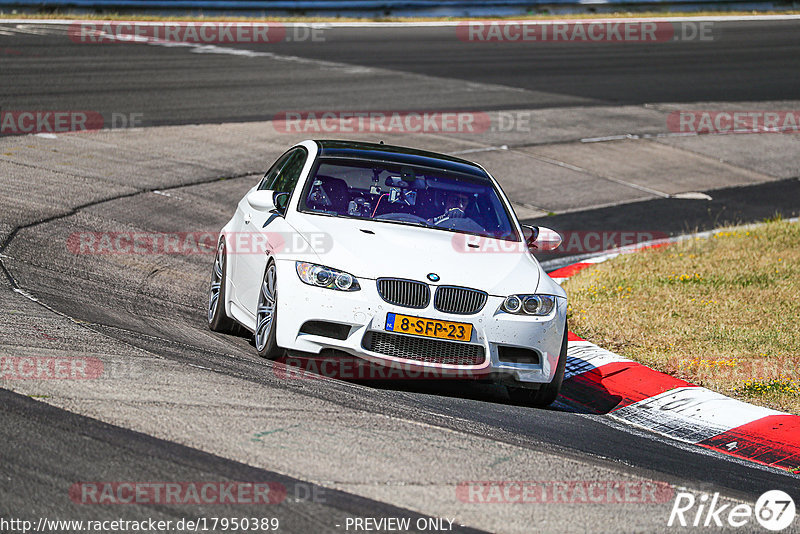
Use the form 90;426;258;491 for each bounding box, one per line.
4;0;569;8
0;0;777;9
0;0;790;16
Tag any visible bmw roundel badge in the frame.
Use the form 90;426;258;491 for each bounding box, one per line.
427;273;440;282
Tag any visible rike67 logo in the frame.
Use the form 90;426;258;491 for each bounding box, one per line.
669;490;796;531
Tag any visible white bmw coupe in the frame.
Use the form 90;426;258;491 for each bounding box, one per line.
208;140;568;406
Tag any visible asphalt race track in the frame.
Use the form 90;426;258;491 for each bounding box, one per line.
1;20;799;126
1;17;800;533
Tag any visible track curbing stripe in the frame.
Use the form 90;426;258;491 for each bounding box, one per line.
698;415;800;472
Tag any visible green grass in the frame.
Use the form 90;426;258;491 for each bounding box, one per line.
564;219;800;414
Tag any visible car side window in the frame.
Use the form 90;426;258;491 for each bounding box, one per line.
270;148;308;194
258;147;308;193
257;150;293;191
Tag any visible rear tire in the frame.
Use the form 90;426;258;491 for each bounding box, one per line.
507;321;568;408
255;261;283;360
208;240;239;334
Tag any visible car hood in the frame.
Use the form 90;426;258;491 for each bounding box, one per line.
286;214;542;296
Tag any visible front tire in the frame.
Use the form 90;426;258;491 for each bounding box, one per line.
208;240;238;334
507;321;569;408
255;261;282;359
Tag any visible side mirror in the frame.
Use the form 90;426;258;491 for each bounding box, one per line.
247;190;288;214
522;224;539;245
522;225;562;252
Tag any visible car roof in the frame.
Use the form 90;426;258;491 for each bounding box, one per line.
315;140;489;178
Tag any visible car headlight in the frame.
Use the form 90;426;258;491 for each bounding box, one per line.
296;262;361;291
501;294;556;316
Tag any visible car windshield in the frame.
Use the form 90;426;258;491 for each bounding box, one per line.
298;158;519;240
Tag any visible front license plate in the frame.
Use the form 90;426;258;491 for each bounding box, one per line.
385;313;472;342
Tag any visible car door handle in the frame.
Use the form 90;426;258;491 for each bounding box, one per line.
244;213;252;224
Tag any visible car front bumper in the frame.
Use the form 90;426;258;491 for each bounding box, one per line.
274;260;567;385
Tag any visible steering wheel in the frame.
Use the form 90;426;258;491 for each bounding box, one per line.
433;208;466;223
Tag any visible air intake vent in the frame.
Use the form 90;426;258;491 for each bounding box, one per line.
299;320;351;340
364;331;485;366
376;278;430;309
434;286;488;315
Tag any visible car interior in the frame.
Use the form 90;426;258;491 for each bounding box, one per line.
301;160;517;239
